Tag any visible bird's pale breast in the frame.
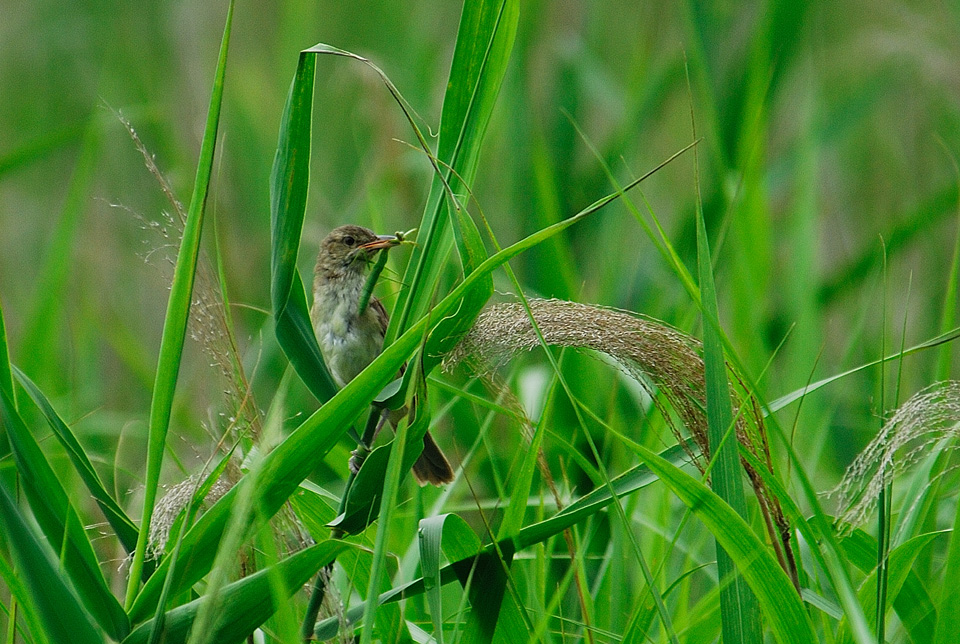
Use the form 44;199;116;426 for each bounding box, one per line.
312;275;384;387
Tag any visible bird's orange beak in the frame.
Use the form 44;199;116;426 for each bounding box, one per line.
358;235;401;251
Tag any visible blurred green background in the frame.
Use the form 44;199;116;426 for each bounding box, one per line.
1;0;958;524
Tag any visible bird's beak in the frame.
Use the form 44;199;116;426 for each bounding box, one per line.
358;235;401;251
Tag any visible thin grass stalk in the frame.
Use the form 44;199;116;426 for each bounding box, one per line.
937;155;960;380
0;298;15;411
875;244;890;643
124;0;234;609
358;392;412;644
300;410;370;640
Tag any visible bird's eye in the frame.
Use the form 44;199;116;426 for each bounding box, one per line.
343;236;355;246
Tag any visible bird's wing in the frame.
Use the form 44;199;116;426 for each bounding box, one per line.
370;296;390;338
370;296;406;378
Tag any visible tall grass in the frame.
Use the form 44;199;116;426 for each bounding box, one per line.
2;1;960;643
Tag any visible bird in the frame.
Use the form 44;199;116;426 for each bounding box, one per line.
311;224;455;485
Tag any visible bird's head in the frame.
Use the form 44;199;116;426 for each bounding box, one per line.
315;224;399;279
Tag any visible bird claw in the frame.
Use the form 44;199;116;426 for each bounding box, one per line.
349;445;370;475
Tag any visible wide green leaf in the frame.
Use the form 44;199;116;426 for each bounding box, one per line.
269;50;339;403
123;540;351;644
0;386;129;639
386;0;518;344
694;158;761;643
0;482;103;644
419;513;482;643
14;366;139;555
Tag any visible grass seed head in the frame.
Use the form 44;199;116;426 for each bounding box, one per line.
834;380;960;528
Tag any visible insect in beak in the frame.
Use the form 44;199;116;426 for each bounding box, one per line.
358;235;401;252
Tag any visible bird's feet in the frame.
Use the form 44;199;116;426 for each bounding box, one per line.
349;444;371;475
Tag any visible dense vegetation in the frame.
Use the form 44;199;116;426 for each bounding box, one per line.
1;1;959;642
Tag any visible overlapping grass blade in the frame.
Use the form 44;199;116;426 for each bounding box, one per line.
0;552;49;644
269;0;517;401
269;50;338;403
419;513;482;643
14;366;139;554
0;298;13;411
836;532;942;644
632;444;815;644
834;527;938;644
0;386;129;639
122;540;352;644
768;324;960;413
935;504;960;643
328;402;431;535
386;0;518;343
933;178;960;644
0;483;102;644
694;152;761;642
359;363;427;644
313;445;688;640
279;0;518;399
124;0;235;607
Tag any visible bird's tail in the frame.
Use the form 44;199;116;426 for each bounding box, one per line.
412;430;455;486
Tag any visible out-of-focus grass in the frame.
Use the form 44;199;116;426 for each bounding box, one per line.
2;0;960;642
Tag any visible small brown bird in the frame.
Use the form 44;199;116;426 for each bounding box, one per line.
311;224;455;485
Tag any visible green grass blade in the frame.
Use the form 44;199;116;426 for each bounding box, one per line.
0;550;50;644
834;527;937;644
319;440;802;643
358;384;423;644
818;183;958;305
934;502;960;644
17;116;99;385
419;515;450;644
13;367;139;554
122;541;351;644
768;324;960;413
313;445;687;641
419;513;483;643
694;153;762;642
269;49;339;402
387;0;518;342
513;445;689;551
498;400;546;542
145;449;236;644
0;386;129;639
328;405;432;535
0;297;13;415
0;483;102;644
632;443;816;644
124;0;234;608
837;532;942;644
936;162;960;379
458;549;515;644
